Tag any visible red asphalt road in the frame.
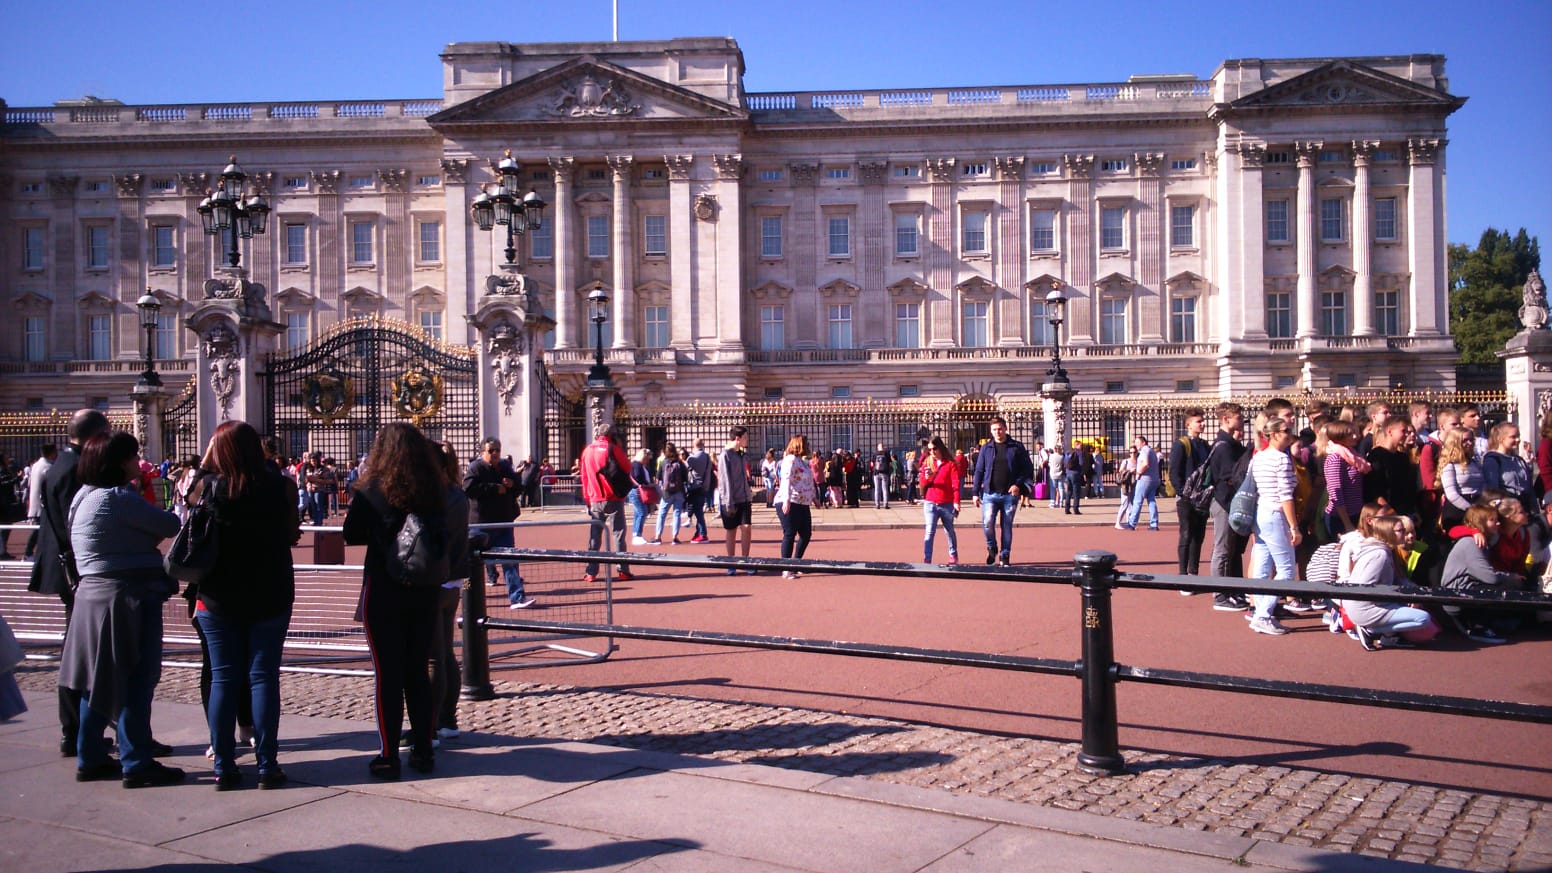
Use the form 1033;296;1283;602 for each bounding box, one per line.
467;523;1552;801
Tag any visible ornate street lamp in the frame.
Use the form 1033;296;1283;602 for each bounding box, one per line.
470;150;547;267
196;156;269;268
587;286;611;385
135;289;163;388
1045;286;1069;384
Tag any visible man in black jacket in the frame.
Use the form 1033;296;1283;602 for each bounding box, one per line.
1205;403;1250;611
28;409;109;755
462;438;532;609
1169;407;1211;575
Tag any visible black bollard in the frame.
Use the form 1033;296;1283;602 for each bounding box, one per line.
1074;549;1126;775
459;549;496;701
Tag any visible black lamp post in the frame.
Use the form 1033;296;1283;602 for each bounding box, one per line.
1045;286;1069;384
196;156;269;269
135;289;163;388
470;150;547;267
587;286;612;385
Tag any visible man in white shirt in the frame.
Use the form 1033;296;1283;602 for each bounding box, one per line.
22;443;57;559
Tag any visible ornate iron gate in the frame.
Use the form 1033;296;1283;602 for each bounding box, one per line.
161;381;200;462
536;364;585;469
263;318;479;464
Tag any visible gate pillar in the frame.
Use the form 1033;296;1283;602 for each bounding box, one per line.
1501;270;1552;441
130;384;169;463
470;271;555;464
1041;378;1078;455
185;270;283;445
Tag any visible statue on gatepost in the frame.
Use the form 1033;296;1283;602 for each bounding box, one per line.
1519;269;1548;331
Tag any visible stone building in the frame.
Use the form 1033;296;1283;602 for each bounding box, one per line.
0;38;1463;424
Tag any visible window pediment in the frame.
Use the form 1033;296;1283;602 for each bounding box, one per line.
636;279;671;305
79;291;116;311
956;275;997;297
276;287;317;307
11;290;53;311
409;285;445;306
1164;271;1206;292
818;279;860;299
1094;272;1137;294
749;280;792;300
887;277;929;299
1025;274;1064;295
341;286;384;303
1319;265;1357;290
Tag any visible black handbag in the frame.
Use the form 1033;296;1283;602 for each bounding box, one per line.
165;476;220;584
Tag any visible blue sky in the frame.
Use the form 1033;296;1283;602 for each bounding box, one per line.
2;0;1546;248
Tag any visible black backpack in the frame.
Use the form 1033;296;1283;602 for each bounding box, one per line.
1178;442;1219;513
597;445;634;498
385;510;450;588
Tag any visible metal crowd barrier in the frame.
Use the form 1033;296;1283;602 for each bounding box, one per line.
469;547;1552;776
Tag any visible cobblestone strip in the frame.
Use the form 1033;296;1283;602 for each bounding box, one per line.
16;664;1550;872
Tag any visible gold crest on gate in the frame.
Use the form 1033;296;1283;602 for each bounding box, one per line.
302;363;355;425
392;363;444;425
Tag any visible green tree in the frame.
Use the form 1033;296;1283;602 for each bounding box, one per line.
1449;228;1541;364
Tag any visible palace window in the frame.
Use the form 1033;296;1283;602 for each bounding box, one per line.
155;313;177;359
150;178;176;192
1100;158;1128;173
152;226;177;267
894;213;919;257
350;221;374;264
348;175;373;189
831;387;851;399
826;167;851;180
1030;162;1057;175
759;305;785;350
417;220;441;263
1170;158;1196;171
416;175;440;187
86;226;109;269
961;210;989;255
828;303;853;349
758;169;783;182
1099;298;1127;345
643;305;669;348
285;312;309;350
1100;207;1126;250
1265;151;1291;164
827;215;851;258
1320;150;1344;163
1321;290;1347;336
283;176;308;190
1170;297;1197;343
893;165;920;178
895;302;920;348
586;215;609;259
1266;291;1292;338
1030;208;1056;252
1266;200;1290;243
284;223;307;265
1375;289;1400;336
1170;204;1195;248
1320;198;1344;242
417;310;442;341
760;216;783;258
23;227;45;270
529;217;553;259
961;299;989;347
1373;149;1397;162
1374;198;1398;241
643;215;667;256
1029;298;1052;346
24;317;46;362
88;314;111;360
642;168;665;180
961;162;990;177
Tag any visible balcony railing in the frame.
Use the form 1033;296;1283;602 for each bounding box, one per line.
0;359;195;376
745;343;1221;364
746;80;1211;113
4;100;445;128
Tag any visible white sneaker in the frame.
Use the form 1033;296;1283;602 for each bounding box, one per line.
1248;616;1290;636
631;536;648;546
237;724;256;749
436;727;461;739
510;597;537;609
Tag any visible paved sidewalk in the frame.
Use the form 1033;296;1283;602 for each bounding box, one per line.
2;688;1440;873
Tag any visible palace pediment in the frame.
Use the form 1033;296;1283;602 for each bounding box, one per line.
428;56;748;128
1229;60;1465;112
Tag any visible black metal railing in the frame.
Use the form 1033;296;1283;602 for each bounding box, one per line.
461;547;1552;775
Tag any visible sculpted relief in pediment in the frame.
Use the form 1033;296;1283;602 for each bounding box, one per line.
544;75;640;118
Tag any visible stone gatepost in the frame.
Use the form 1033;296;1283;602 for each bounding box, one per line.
469;269;555;464
1501;270;1552;440
184;268;283;447
1041;379;1077;457
130;384;169;463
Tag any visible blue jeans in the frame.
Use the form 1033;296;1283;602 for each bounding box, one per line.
686;488;708;538
305;491;328;526
979;492;1018;560
483;526;525;603
654;491;686;541
1126;475;1159;528
923;502;958;562
195;608;289;775
627;488;648;538
1363;606;1434;636
873;474;891;508
78;594;165;775
777;503;812;559
1249;507;1296;619
1063;472;1083;512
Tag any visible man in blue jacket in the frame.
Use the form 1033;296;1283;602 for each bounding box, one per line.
971;416;1035;566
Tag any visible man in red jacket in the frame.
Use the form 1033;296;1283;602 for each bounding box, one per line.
578;425;633;582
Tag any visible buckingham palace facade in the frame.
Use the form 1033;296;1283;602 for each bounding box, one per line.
0;38;1463;414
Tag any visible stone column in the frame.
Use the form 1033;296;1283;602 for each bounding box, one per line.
995;157;1024;345
1407;138;1445;336
440;158;472;342
713;154;745;356
1041;380;1077;457
186;282;282;448
859;160;888;346
46;175;80;357
789;162;819;348
379;168;410;319
312;170;343;325
1135;152;1164;343
469;292;554;463
667;154;696;349
548;156;577;348
1294;141;1321;339
926;158;956;348
1064;155;1095;344
114;174;145;357
1351;141;1378;336
607;155;634;348
130;384;169;463
1219;144;1267;344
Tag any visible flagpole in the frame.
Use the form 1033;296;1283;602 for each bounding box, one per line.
613;0;619;41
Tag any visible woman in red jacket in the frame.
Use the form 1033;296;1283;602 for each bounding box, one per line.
919;437;962;564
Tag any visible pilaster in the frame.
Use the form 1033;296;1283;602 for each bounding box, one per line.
859;160;888;347
1294;142;1321;339
1351;141;1379;336
546;157;576;348
440;158;473;344
926;158;956;348
995;157;1024;345
1135;152;1164;343
1407;138;1444;336
713;154;745;355
667;154;696;350
608;155;636;348
789;162;819;347
1063;155;1094;344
